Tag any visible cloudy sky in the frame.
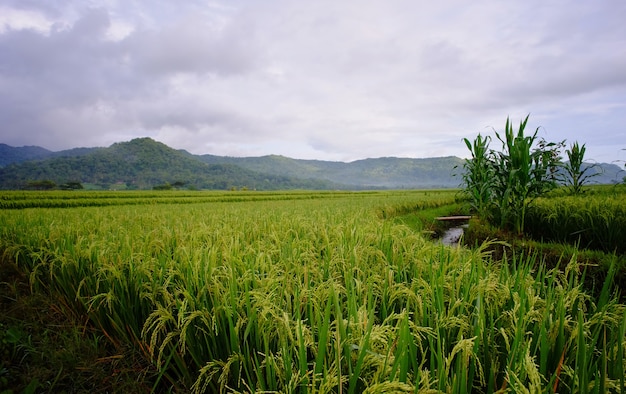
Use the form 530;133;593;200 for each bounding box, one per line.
1;0;625;163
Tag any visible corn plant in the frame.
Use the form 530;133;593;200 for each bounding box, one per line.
560;141;600;195
462;115;563;234
461;134;494;221
492;115;563;234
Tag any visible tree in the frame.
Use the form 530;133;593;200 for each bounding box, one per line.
25;180;56;190
59;181;84;190
172;181;187;190
153;183;173;190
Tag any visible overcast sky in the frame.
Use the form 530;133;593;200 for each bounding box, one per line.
1;1;625;163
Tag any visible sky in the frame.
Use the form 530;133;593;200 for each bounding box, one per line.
1;0;625;163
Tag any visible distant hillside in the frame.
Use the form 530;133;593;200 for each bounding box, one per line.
0;143;53;166
0;138;338;190
196;154;465;188
50;147;101;158
0;144;100;167
2;138;622;190
572;162;626;185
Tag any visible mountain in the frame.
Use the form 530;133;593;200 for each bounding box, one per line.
0;143;53;166
0;144;100;167
0;138;338;190
2;138;621;190
49;147;100;158
196;154;464;188
575;162;626;185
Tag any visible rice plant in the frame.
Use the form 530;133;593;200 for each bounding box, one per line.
525;193;626;254
1;190;625;392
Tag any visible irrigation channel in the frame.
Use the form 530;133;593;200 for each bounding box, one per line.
436;215;471;246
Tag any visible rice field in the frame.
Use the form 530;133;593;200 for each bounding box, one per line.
1;190;625;393
525;188;626;254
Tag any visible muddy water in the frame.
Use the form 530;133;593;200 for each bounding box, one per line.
440;224;469;246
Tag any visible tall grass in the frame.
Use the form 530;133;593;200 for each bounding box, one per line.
1;190;625;392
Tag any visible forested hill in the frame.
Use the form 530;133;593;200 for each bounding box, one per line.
0;138;338;190
3;137;621;190
0;143;53;166
0;143;99;166
0;138;465;190
197;154;465;188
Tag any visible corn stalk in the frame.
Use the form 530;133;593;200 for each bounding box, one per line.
462;115;563;234
560;142;600;195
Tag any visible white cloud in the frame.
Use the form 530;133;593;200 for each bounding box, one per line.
1;0;625;163
0;6;54;33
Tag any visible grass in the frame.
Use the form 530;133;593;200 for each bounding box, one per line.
1;189;625;392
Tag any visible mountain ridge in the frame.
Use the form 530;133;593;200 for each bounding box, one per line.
0;138;340;190
1;138;623;190
194;152;465;188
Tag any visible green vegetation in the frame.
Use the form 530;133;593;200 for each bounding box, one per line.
24;180;57;190
199;155;465;189
0;143;54;167
525;186;626;254
1;138;465;190
460;117;624;252
5;137;624;191
0;262;155;393
1;189;625;393
0;190;392;210
461;133;493;220
560;142;599;195
0;138;338;191
460;117;625;295
462;115;563;234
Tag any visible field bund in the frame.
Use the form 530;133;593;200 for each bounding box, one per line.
1;190;625;393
